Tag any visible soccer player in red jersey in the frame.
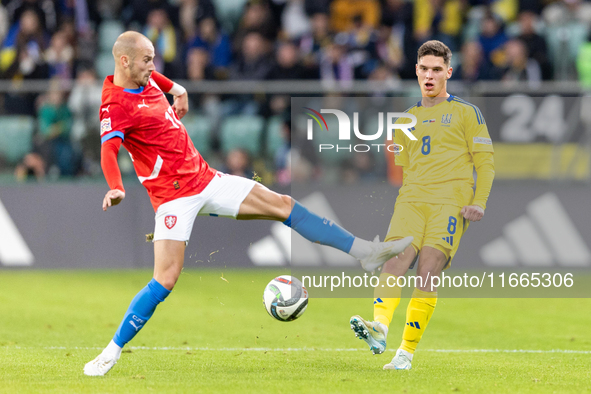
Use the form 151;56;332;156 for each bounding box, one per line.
84;31;412;376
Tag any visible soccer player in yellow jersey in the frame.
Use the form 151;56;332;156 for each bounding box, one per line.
350;40;495;370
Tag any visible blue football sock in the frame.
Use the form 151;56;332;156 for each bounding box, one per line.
283;201;355;253
113;278;171;348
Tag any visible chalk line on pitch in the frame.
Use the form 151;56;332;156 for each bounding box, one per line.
9;346;591;354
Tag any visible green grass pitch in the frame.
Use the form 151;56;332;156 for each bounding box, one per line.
1;270;590;393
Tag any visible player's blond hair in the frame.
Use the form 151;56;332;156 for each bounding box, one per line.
417;40;452;66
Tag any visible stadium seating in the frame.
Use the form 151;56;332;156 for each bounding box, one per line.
546;23;589;80
265;116;285;157
96;52;115;79
98;20;125;52
182;114;213;158
220;115;264;155
0;116;35;164
211;0;249;32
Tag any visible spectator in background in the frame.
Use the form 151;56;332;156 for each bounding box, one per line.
320;37;354;87
267;41;306;116
185;47;216;121
367;62;399;95
187;17;231;79
222;148;253;178
478;11;508;70
489;0;519;23
500;38;541;87
413;0;464;51
543;0;591;26
122;0;179;30
68;67;102;175
330;0;380;33
1;9;48;80
233;0;278;53
45;30;74;79
304;0;331;16
186;47;215;81
178;0;217;41
1;9;48;115
381;0;413;30
281;0;311;40
226;31;273;115
5;0;58;33
269;41;306;80
376;26;404;78
519;0;544;15
452;41;499;82
299;12;331;75
229;31;273;80
74;2;100;67
16;85;77;180
517;11;551;80
59;18;77;49
339;15;380;79
144;8;184;78
14;150;46;181
37;85;77;177
379;0;415;79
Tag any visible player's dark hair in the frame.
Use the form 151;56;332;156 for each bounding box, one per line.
417;40;452;66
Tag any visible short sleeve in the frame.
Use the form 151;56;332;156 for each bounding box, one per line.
150;70;174;93
100;103;129;144
464;105;494;153
392;113;411;167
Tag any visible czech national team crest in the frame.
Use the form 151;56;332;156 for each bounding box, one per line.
165;215;177;229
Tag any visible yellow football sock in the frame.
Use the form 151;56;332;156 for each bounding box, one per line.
373;273;401;327
400;287;437;354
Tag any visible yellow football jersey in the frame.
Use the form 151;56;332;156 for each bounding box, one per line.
393;95;494;208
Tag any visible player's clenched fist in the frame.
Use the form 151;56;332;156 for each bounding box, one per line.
461;205;484;222
172;92;188;119
103;189;126;211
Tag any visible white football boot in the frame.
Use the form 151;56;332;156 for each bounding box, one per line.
383;348;413;370
84;350;120;376
360;236;413;272
350;315;388;355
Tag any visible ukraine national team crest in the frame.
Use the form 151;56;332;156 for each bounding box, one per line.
441;114;452;125
165;215;177;230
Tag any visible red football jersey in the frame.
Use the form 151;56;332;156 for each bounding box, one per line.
100;75;215;211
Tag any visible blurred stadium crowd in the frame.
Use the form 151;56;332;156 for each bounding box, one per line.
1;0;591;185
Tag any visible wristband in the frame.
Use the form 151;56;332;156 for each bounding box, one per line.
169;82;186;96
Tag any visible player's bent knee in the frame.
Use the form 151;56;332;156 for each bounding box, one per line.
154;259;184;290
154;272;180;291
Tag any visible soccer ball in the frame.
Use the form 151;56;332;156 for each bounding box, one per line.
263;275;308;322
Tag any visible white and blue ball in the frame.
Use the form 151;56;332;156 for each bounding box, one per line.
263;275;308;322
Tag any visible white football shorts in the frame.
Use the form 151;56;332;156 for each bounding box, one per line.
153;172;258;242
